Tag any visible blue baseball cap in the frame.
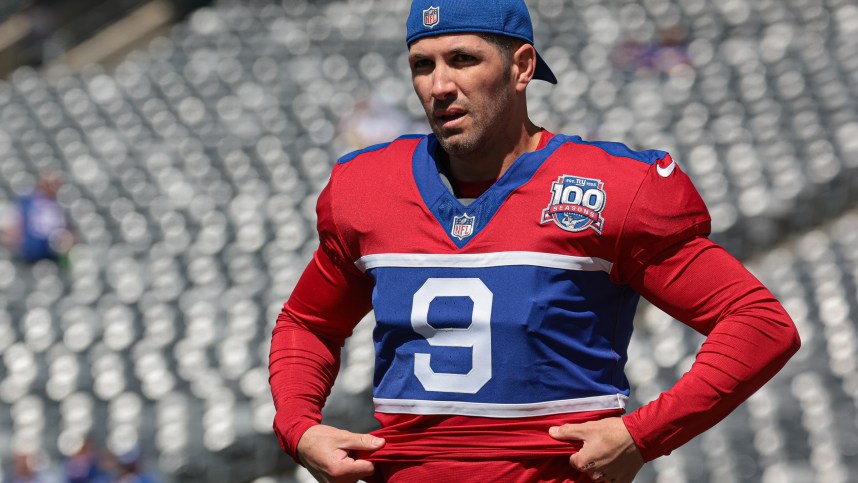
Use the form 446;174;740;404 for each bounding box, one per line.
406;0;557;84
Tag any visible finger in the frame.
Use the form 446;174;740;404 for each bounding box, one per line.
549;423;588;440
569;451;596;473
341;457;376;478
322;457;375;481
339;432;385;451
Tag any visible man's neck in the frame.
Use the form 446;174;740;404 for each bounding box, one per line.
446;120;542;182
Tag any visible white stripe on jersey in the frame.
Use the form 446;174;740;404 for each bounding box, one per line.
373;394;628;418
355;252;614;273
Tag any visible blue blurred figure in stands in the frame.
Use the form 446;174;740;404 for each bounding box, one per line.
4;170;74;267
64;439;110;483
112;447;159;483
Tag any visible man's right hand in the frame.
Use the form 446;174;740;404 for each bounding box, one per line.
296;424;385;483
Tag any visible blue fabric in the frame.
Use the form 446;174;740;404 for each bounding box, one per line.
407;0;535;45
406;0;557;83
566;136;667;165
368;264;639;403
337;134;424;165
338;142;391;165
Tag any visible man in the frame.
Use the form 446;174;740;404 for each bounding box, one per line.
269;1;800;482
3;171;74;265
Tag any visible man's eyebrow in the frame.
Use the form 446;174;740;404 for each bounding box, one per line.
409;45;484;60
447;45;482;56
408;52;429;62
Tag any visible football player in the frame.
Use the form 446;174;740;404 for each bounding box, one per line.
269;1;800;482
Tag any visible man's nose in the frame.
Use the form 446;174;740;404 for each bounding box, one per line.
430;65;456;100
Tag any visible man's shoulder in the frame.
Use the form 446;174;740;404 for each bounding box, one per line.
336;134;426;165
325;134;426;206
552;134;669;166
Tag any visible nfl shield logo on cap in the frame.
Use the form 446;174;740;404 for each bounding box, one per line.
423;6;439;28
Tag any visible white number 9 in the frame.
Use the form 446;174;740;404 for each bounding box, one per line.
410;278;493;394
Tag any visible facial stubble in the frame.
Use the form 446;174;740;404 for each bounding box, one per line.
428;73;516;159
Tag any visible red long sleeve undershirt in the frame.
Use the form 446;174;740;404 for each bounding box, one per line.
268;235;800;463
268;244;374;461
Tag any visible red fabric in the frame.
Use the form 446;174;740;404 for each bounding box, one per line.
269;234;799;464
610;153;711;284
268;183;375;461
369;458;595;483
360;411;618;462
536;129;553;149
268;134;799;470
622;236;800;461
315;134;706;269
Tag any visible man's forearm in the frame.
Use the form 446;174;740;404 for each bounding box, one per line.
623;305;799;460
624;237;800;461
268;242;374;461
269;309;343;461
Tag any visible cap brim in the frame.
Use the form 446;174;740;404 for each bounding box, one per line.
534;51;557;84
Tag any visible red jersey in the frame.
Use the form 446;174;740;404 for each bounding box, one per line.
269;131;799;480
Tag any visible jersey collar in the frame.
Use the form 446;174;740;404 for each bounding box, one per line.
412;132;566;249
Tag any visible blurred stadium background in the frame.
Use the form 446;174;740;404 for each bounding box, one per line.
0;0;856;481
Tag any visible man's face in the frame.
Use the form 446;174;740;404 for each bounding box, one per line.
408;34;515;158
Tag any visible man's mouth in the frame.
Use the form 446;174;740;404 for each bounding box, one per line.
434;109;466;127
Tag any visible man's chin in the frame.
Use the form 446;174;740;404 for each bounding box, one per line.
432;123;462;138
435;135;480;157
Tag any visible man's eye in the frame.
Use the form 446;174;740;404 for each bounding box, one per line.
453;54;476;63
412;59;432;70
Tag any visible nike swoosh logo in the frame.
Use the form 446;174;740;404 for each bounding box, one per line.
656;160;676;178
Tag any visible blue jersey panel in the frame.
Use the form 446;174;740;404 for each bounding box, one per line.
367;265;640;405
566;136;667;165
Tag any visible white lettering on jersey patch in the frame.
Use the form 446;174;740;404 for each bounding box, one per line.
541;175;606;234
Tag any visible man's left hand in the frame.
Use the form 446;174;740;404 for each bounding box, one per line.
549;417;644;483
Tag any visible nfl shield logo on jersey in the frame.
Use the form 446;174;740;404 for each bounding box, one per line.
541;175;607;234
451;213;475;240
423;6;440;28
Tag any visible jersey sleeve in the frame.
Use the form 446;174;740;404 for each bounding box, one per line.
611;154;712;284
268;177;374;461
622;236;800;461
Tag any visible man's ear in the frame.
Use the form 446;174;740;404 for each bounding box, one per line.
512;42;536;91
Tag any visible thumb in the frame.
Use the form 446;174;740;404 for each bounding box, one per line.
549;423;589;441
341;432;386;451
569;447;596;472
